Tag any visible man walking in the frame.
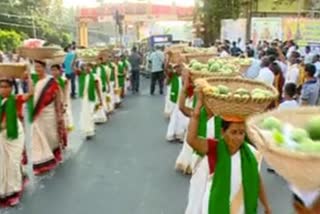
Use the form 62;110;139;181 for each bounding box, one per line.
128;46;142;93
149;46;165;95
64;44;77;98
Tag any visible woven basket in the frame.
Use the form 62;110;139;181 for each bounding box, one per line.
246;107;320;191
80;56;98;63
202;77;278;118
183;53;216;64
189;68;241;82
18;47;62;59
167;51;186;65
0;63;27;78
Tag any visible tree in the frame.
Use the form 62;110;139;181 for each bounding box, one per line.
0;30;23;52
199;0;241;46
0;0;73;47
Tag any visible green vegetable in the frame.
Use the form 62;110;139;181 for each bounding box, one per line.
305;116;320;140
261;116;282;131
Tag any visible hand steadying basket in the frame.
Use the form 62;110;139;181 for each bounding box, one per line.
246;107;320;191
199;77;278;118
0;63;27;78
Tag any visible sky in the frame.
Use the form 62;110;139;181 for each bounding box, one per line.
63;0;195;8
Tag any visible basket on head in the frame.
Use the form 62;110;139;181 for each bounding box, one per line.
0;63;27;78
167;51;186;65
18;47;62;59
188;67;241;82
201;77;278;118
183;53;216;64
246;107;320;191
80;56;98;63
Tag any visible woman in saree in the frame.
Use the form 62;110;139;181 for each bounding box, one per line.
175;71;215;174
185;90;271;214
31;60;67;175
92;62;108;124
108;56;121;109
95;57;111;116
164;64;176;119
166;64;189;143
51;64;74;131
0;77;32;207
116;54;127;100
79;63;103;139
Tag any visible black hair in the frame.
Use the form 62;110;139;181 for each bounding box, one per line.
270;62;282;75
222;120;231;131
0;78;14;87
132;46;137;52
51;64;61;70
284;83;297;98
34;59;46;67
305;63;316;77
266;48;278;58
291;51;300;59
232;41;237;46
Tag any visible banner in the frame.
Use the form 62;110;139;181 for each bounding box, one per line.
283;18;320;47
251;17;282;45
221;19;247;50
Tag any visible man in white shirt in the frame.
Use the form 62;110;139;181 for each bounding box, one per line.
255;56;275;86
313;54;320;78
149;46;165;95
285;51;300;85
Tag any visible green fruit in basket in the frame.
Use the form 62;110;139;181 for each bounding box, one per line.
209;63;220;72
272;129;285;145
208;58;216;66
192;62;203;71
297;140;320;153
291;128;310;143
222;68;233;74
252;88;264;94
261;116;282;131
252;92;266;99
189;59;198;67
201;68;209;73
235;88;250;96
217;85;230;95
305;116;320;141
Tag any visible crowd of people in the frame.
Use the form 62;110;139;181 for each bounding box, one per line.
163;39;320;213
0;44;144;207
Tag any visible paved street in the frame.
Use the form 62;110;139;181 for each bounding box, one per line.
1;78;293;214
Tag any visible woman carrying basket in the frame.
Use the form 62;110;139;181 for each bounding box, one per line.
186;88;271;214
0;77;32;207
30;60;67;175
175;71;215;174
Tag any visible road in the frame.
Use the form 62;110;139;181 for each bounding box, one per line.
1;78;293;214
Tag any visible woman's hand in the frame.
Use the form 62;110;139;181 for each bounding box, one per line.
264;207;272;214
182;69;190;90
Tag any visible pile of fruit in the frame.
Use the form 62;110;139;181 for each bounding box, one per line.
189;58;239;75
77;48;100;58
260;116;320;154
202;84;274;100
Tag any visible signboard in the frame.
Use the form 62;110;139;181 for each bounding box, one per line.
221;19;247;50
251;17;282;45
283;18;320;47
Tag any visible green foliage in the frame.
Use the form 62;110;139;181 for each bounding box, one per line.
199;0;241;46
0;0;73;47
0;30;23;51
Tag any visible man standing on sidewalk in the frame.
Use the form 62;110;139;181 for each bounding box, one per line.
149;46;165;95
128;46;142;94
64;44;77;98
